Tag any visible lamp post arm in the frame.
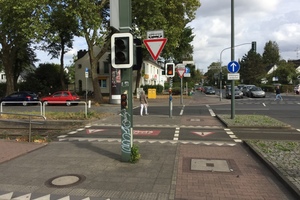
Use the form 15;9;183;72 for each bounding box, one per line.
218;42;252;101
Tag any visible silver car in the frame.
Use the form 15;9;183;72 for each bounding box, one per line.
248;87;266;98
242;85;255;96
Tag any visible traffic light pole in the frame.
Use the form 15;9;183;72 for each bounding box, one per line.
118;0;133;162
169;78;173;118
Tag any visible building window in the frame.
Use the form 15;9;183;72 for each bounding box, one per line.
99;79;107;88
97;62;100;74
78;64;82;69
78;80;82;92
104;61;109;74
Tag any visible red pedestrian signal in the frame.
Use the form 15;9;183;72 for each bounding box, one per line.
165;63;175;77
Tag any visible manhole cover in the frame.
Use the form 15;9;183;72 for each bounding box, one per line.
191;159;231;172
45;174;86;188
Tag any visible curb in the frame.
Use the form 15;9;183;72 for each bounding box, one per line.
243;141;300;199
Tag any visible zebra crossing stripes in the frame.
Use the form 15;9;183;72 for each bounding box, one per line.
0;192;104;200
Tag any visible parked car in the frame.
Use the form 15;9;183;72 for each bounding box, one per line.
242;85;255;96
204;86;216;95
294;84;300;94
41;91;80;106
225;87;243;99
247;87;266;98
0;91;40;106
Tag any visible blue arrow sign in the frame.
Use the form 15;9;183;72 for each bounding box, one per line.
227;61;240;73
185;67;190;73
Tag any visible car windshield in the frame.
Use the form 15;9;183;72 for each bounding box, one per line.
252;87;262;91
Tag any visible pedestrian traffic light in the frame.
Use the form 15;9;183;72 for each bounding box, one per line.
121;94;128;109
111;33;133;68
165;63;175;77
251;41;256;53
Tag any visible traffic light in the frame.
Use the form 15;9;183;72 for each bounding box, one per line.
121;94;128;109
165;63;175;77
111;33;133;68
251;41;256;53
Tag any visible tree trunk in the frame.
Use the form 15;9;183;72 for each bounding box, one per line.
2;45;15;95
135;67;142;94
60;39;66;90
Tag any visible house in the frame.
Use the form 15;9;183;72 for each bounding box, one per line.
74;47;166;99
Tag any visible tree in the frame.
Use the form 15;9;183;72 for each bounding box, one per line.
41;0;79;90
0;0;49;95
23;63;68;95
262;41;280;66
239;50;264;84
269;60;296;84
132;0;200;91
65;0;110;103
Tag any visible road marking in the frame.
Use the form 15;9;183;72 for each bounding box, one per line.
180;105;185;115
224;128;241;142
262;103;266;107
296;129;300;132
206;105;216;116
192;131;214;137
173;127;180;140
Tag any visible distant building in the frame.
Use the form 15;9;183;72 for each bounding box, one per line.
74;47;165;95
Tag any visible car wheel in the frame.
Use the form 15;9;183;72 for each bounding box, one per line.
43;101;49;106
66;101;71;106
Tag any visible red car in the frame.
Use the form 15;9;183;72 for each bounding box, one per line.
41;91;80;106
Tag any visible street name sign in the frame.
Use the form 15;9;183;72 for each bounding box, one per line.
227;73;240;80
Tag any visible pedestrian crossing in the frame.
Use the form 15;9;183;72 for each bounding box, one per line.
0;192;108;200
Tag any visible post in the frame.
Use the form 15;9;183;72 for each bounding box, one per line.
180;77;183;104
118;0;133;162
169;78;173;118
231;0;235;119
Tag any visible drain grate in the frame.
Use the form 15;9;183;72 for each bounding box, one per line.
191;159;231;172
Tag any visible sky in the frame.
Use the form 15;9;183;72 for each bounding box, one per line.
36;0;300;73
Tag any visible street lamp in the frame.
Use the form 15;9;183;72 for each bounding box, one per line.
219;43;252;101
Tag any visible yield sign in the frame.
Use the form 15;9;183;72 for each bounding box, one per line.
143;38;167;61
176;68;186;78
192;131;214;137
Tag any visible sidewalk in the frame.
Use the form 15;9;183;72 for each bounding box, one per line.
0;95;298;199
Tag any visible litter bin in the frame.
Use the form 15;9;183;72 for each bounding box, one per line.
148;89;156;99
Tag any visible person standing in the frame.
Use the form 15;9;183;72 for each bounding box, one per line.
274;85;283;101
139;90;148;116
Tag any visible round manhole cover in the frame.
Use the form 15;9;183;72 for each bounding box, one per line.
45;174;86;188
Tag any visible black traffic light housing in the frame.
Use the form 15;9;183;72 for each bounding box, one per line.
121;94;128;109
251;41;256;53
165;63;175;77
111;33;133;68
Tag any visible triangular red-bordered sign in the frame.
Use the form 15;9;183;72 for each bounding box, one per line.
176;68;186;78
143;38;167;61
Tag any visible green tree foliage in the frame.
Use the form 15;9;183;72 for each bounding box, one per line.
41;0;79;90
239;50;264;85
267;60;296;84
262;40;280;66
0;0;49;95
64;0;110;103
23;63;68;95
132;0;200;59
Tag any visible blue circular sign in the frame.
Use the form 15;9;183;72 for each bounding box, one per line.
227;61;240;73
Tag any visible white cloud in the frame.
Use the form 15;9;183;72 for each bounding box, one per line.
190;0;300;73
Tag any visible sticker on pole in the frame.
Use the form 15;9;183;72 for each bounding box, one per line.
143;38;167;61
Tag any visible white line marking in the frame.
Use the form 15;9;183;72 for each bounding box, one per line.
262;103;266;107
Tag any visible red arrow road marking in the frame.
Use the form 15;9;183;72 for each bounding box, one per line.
86;129;105;134
133;130;161;136
192;132;214;137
